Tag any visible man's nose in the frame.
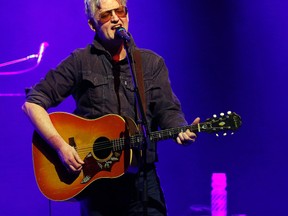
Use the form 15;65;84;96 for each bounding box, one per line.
111;10;120;22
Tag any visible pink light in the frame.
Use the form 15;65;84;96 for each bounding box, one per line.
212;173;227;185
0;55;38;68
37;42;49;64
211;173;227;216
0;42;49;75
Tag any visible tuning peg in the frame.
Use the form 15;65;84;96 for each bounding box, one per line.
227;111;232;115
223;133;227;136
213;114;217;118
220;113;224;117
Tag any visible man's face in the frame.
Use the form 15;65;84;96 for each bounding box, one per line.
90;0;129;43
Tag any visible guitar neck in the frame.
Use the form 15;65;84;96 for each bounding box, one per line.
113;123;206;150
111;112;241;150
149;124;199;142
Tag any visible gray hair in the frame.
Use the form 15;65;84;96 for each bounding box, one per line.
84;0;128;20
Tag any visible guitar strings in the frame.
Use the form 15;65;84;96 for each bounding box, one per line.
73;124;200;154
73;124;231;154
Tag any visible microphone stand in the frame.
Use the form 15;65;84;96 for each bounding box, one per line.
123;40;150;216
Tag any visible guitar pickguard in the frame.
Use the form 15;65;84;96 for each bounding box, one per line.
81;151;121;184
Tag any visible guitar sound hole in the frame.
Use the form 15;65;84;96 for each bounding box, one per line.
93;137;112;160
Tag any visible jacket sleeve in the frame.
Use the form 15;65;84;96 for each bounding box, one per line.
25;53;79;110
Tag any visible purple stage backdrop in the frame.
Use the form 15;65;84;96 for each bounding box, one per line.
0;0;288;215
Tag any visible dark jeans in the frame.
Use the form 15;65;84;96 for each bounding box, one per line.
80;164;167;216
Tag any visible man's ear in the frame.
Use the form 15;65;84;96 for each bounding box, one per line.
88;19;97;32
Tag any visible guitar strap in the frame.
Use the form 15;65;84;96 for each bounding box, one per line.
132;48;146;120
132;48;157;165
131;48;153;167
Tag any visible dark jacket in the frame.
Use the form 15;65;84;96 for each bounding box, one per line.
26;37;187;162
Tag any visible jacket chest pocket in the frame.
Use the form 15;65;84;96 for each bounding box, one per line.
82;71;109;108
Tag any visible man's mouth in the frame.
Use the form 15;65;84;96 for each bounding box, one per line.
111;25;122;30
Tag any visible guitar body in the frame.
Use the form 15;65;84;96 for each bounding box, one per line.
32;112;138;201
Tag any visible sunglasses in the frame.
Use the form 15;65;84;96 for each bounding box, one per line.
98;6;128;23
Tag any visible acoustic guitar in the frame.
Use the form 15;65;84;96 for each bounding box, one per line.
32;111;241;201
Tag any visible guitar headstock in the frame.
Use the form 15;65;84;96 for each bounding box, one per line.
200;111;242;136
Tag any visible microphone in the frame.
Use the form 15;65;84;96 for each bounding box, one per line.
37;42;49;64
115;27;130;42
